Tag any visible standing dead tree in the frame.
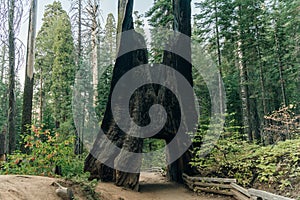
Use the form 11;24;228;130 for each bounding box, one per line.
21;0;37;153
0;0;25;154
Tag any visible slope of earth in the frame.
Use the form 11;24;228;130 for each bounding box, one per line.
0;175;91;200
97;172;234;200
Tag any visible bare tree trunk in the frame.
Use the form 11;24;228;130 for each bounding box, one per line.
255;23;267;117
274;27;287;107
74;0;83;155
78;0;82;63
237;45;252;141
250;98;261;142
0;46;6;83
213;0;224;115
39;71;43;124
21;0;37;153
86;0;99;105
0;131;6;156
272;0;287;107
236;4;253;142
8;0;16;154
258;51;267;115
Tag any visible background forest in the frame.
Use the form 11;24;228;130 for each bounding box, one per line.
0;0;299;198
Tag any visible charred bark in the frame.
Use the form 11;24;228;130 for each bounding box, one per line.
84;0;197;189
84;0;148;189
162;0;197;182
84;31;148;190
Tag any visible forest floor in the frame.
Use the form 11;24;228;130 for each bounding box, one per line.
0;173;234;200
97;172;234;200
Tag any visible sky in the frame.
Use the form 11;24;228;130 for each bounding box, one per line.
18;0;196;86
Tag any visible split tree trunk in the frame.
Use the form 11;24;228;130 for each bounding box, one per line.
84;0;197;189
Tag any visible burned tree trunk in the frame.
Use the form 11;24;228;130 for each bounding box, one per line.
160;0;196;182
84;0;148;190
84;32;148;190
84;0;197;190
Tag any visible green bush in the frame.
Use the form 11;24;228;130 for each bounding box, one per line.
191;128;300;190
0;125;87;179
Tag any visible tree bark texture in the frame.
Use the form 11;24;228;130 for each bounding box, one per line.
84;30;148;190
162;0;196;182
21;0;37;153
84;0;197;189
0;46;6;83
0;132;6;155
237;5;253;142
8;0;16;154
85;0;147;190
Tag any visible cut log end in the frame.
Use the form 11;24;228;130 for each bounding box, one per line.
52;182;74;200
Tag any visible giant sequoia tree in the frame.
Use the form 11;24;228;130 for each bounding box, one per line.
84;0;196;190
34;2;75;129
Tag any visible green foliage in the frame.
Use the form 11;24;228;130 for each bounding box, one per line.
193;0;300;142
34;1;76;129
0;125;85;179
142;139;166;170
134;11;146;36
192;130;300;190
96;13;116;119
50;12;76;125
145;0;173;63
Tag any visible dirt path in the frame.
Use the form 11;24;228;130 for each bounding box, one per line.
0;173;234;200
97;172;234;200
